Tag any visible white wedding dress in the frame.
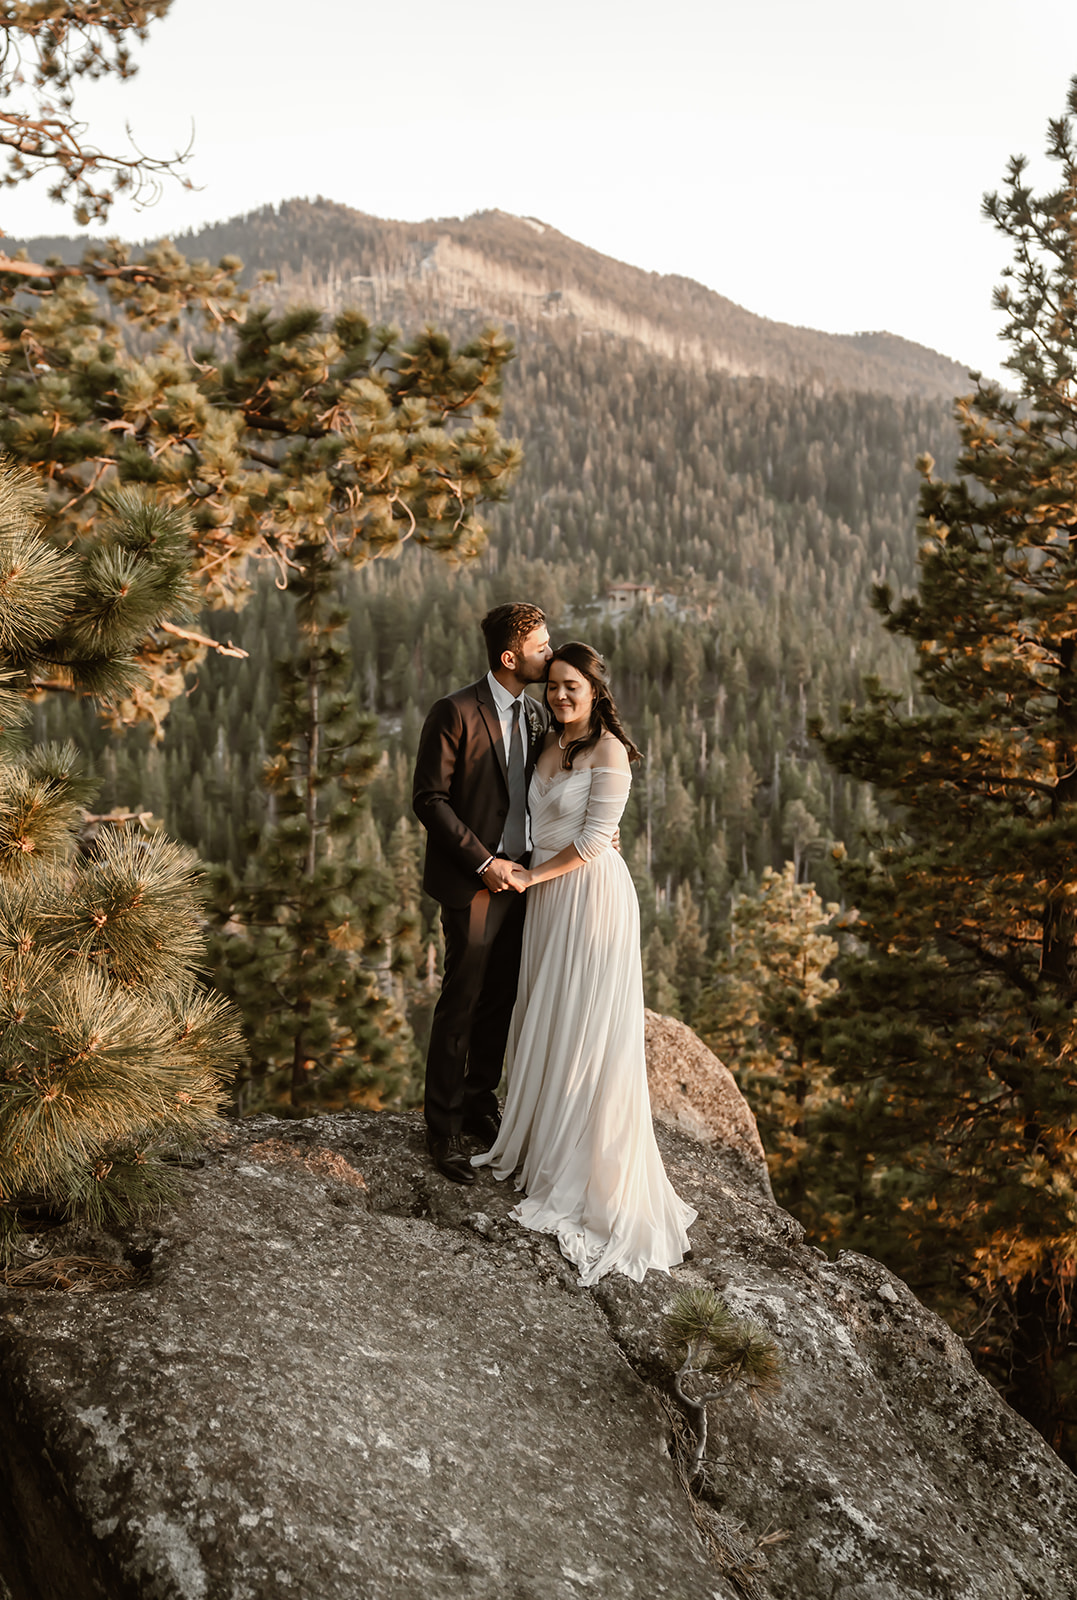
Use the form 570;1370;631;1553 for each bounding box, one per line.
473;764;697;1285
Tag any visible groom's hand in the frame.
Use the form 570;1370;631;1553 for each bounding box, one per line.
612;826;621;854
480;858;523;894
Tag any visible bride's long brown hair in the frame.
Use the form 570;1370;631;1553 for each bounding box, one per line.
549;642;642;771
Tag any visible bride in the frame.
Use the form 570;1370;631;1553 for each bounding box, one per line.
472;642;696;1285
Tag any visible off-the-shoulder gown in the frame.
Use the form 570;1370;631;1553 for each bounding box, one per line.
472;763;696;1285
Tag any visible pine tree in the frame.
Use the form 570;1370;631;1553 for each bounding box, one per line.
696;863;839;1221
0;249;521;734
0;463;243;1252
816;79;1077;1460
663;1285;782;1484
209;543;413;1112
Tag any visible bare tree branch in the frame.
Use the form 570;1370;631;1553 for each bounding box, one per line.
157;622;249;660
0;3;192;223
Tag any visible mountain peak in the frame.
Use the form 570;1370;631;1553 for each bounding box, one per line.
4;198;971;398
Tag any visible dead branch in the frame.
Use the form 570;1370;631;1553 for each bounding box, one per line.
157;621;248;659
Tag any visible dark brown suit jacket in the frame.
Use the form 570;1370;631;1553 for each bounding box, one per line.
413;678;549;909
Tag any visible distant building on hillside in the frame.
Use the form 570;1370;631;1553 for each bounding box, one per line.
589;582;711;625
606;582;656;612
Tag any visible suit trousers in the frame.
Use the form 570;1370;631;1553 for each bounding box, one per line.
424;875;527;1137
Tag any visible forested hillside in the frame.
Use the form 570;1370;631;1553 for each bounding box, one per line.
29;227;961;1030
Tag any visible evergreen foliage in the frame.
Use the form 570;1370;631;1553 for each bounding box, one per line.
0;166;523;1113
210;543;416;1112
0;239;521;732
664;1285;783;1482
0;458;243;1252
695;864;841;1227
817;79;1077;1460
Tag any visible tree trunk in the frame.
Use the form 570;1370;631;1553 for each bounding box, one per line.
786;1039;808;1210
305;653;320;883
290;1006;310;1105
1041;637;1077;994
996;1266;1074;1458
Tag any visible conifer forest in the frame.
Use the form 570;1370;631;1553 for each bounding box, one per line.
3;44;1077;1466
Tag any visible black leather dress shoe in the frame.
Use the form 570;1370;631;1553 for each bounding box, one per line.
426;1132;476;1185
462;1112;502;1151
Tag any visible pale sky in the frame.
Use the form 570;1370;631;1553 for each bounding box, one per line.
5;0;1077;384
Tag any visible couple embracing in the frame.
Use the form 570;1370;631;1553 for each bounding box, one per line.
413;603;695;1286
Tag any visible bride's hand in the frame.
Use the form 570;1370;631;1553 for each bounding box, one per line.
510;864;533;890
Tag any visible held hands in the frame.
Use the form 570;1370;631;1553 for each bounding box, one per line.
480;858;524;894
509;863;534;891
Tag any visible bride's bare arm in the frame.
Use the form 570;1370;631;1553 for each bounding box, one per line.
511;746;631;889
512;840;586;888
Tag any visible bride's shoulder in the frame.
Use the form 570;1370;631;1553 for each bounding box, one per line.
591;733;630;774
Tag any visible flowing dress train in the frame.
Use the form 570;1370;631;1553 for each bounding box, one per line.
472;764;696;1285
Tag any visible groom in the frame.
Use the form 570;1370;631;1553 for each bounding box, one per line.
412;602;552;1183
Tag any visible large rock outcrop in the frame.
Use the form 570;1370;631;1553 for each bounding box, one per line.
644;1008;772;1199
1;1099;1075;1599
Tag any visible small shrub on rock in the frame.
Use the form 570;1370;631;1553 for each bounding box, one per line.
663;1285;783;1482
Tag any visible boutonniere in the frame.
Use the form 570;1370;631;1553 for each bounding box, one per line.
523;700;541;742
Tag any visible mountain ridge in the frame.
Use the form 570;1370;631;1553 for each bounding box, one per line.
5;197;972;399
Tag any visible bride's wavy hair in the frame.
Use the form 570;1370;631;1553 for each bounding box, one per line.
549;642;642;770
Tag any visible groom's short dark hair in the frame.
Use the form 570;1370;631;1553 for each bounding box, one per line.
481;603;546;671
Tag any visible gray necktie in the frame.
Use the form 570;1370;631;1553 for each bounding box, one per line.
503;700;527;859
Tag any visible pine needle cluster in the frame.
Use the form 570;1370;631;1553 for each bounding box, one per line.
1;474;195;722
0;457;243;1252
663;1286;783;1482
